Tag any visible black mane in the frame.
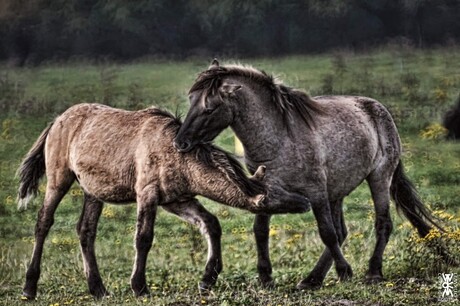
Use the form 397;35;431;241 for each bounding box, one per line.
150;107;265;197
147;107;182;128
195;144;265;197
190;64;326;130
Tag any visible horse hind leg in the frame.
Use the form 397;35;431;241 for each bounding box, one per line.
162;199;222;291
297;199;347;290
76;194;108;298
365;173;393;283
22;174;74;299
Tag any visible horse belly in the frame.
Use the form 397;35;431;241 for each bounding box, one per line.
73;161;137;203
326;169;369;201
324;134;377;200
79;178;136;203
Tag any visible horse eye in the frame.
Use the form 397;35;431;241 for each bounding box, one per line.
204;108;215;115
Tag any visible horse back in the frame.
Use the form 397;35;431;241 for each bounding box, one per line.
313;95;401;157
45;103;176;203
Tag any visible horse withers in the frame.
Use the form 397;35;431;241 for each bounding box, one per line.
17;103;310;299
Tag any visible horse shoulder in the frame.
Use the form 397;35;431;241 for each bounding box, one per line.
135;118;188;202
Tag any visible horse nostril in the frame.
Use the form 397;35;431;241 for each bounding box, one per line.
174;139;192;152
181;141;190;150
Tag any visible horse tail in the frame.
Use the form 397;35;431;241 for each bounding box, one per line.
390;161;444;237
17;122;53;210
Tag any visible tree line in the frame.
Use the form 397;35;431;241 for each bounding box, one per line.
1;0;459;65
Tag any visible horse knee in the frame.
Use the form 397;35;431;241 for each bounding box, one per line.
135;231;154;252
375;215;393;241
135;220;155;251
135;203;157;251
78;226;97;249
204;213;222;239
34;210;54;236
253;215;270;238
383;220;393;242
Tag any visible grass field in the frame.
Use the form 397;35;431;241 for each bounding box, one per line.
1;47;459;305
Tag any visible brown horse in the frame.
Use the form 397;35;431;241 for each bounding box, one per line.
17;103;310;299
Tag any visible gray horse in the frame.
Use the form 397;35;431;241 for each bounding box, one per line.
174;60;444;289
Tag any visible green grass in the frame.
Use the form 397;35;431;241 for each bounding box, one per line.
1;47;460;305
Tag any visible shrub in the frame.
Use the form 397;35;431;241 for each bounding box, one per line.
420;123;448;141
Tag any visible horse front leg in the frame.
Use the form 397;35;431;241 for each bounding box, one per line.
162;198;222;291
131;186;158;297
297;199;347;289
309;195;352;283
253;214;274;287
76;194;108;298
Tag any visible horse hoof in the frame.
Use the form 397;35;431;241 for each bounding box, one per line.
198;281;214;292
133;287;150;298
365;274;384;284
259;276;275;289
91;289;110;299
21;292;36;301
296;277;323;290
336;263;353;281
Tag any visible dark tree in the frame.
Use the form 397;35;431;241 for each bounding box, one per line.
0;0;459;63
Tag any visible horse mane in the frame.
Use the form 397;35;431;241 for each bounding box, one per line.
189;64;326;130
146;107;182;128
195;144;265;197
149;107;265;197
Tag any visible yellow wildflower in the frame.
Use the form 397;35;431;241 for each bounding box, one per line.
419;123;448;141
269;228;278;237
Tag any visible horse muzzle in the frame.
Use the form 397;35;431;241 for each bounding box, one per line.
173;138;193;153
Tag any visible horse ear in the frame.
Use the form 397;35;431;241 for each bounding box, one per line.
220;83;242;95
209;58;219;69
251;165;266;181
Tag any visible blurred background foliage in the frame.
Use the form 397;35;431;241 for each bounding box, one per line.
0;0;459;65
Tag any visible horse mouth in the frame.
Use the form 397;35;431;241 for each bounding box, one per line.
173;137;214;153
173;139;194;152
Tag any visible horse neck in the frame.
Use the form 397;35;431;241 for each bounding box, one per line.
185;154;260;211
230;80;288;162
